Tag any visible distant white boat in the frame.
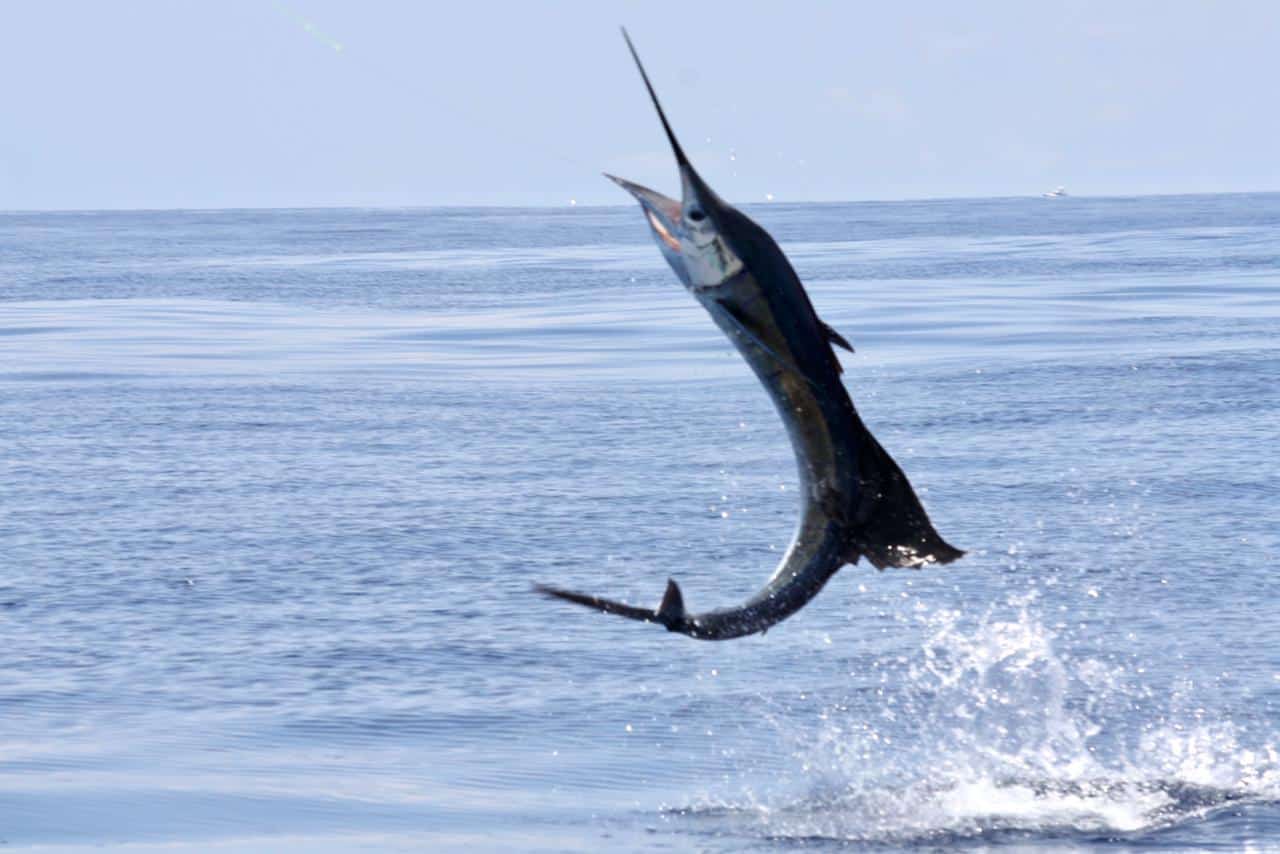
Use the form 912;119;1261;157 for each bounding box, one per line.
1042;186;1068;198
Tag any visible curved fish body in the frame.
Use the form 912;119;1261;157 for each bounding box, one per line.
536;31;962;640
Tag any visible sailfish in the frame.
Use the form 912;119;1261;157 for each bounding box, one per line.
536;30;962;640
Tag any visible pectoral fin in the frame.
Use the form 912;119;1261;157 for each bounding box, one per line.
820;319;854;353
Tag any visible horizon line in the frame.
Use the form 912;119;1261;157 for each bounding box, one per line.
4;188;1280;216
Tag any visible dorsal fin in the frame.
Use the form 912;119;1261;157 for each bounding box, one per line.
844;430;966;570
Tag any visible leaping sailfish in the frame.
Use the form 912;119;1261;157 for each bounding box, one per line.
536;30;963;640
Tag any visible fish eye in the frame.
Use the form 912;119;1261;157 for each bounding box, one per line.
687;209;706;222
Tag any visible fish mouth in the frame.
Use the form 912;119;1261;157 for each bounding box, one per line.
605;173;684;255
605;174;681;225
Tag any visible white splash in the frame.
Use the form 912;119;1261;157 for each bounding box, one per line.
678;599;1279;844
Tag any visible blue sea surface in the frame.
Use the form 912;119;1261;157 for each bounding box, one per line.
1;194;1278;851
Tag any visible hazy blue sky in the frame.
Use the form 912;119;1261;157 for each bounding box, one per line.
4;1;1278;209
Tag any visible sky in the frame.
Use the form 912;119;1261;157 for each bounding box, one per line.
3;0;1279;210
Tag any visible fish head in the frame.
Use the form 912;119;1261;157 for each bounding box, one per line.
605;30;744;290
605;172;742;289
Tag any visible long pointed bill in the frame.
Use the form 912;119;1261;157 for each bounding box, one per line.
617;29;725;225
620;28;690;169
609;32;738;287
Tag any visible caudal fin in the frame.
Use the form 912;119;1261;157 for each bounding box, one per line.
847;426;964;569
534;578;686;629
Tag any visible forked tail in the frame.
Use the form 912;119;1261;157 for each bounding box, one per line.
534;578;687;631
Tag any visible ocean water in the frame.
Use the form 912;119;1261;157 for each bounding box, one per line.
1;194;1278;851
